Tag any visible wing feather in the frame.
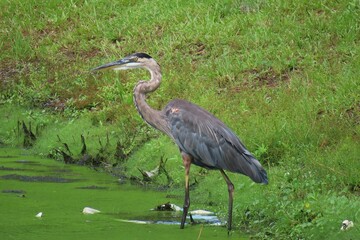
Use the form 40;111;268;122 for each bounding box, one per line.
165;99;268;184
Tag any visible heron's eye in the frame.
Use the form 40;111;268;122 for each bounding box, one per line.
132;57;138;62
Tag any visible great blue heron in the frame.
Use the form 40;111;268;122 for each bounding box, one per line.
92;52;268;231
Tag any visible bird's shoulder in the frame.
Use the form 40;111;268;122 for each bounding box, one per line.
164;99;222;128
164;99;247;153
165;99;214;122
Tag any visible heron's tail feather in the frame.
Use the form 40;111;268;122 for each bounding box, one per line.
242;152;268;184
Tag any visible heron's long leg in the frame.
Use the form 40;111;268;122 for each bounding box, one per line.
180;152;192;229
220;169;234;231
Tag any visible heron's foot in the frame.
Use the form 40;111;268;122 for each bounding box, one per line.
189;213;199;225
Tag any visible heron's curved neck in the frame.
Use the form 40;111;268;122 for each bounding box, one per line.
133;63;169;135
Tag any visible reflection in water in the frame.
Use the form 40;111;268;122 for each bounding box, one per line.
112;208;222;226
0;173;79;183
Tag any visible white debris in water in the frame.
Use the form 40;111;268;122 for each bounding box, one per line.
82;207;100;214
340;220;354;231
190;210;214;215
35;212;43;218
170;204;182;211
116;219;150;224
166;205;214;215
144;166;159;178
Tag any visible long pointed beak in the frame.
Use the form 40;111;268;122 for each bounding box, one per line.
92;59;129;72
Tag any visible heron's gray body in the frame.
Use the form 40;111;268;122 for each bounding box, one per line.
164;99;267;184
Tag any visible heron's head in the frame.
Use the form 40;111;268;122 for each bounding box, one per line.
92;53;154;72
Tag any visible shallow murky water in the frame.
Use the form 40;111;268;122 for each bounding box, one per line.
0;148;247;239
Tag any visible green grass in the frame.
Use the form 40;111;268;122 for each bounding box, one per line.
1;0;359;238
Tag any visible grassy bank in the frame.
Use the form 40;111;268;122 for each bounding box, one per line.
1;0;359;238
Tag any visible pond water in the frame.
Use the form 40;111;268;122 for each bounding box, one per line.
0;148;247;239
